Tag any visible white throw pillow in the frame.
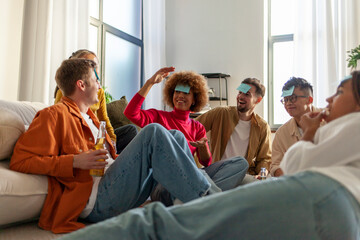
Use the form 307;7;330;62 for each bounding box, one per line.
0;160;47;227
0;100;47;126
0;101;49;227
0;108;25;160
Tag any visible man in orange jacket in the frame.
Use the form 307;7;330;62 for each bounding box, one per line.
10;58;214;233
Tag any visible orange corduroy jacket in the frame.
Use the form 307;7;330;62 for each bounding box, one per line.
55;88;116;141
10;96;117;233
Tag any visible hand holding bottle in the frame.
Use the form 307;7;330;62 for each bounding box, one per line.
73;149;109;170
89;121;108;176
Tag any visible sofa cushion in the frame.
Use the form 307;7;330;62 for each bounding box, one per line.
106;96;132;129
0;160;48;227
0;100;48;227
0;108;25;160
0;100;48;127
0;100;48;161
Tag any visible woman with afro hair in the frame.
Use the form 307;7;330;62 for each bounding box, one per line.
124;67;248;204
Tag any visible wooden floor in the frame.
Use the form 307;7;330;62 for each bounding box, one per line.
0;222;65;240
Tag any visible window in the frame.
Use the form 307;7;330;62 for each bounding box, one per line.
89;0;143;101
268;0;295;129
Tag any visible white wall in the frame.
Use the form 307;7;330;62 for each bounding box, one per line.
0;0;266;112
165;0;265;116
0;0;24;101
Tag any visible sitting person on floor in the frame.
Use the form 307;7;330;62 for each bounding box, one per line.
270;77;318;177
196;78;271;179
10;58;220;233
124;69;249;204
60;72;360;240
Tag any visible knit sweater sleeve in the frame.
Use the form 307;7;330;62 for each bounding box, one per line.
124;93;161;127
96;88;116;141
54;89;62;104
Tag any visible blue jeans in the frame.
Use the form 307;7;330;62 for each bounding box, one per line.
114;124;138;154
63;172;360;240
84;123;211;222
150;157;249;205
204;156;248;191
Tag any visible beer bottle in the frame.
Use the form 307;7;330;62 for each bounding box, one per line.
260;167;267;180
89;121;106;177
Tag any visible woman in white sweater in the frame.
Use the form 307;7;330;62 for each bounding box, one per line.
61;72;360;240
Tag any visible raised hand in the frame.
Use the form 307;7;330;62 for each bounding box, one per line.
138;67;176;97
148;67;176;85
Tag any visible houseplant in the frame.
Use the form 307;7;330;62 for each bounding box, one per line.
103;86;113;103
347;44;360;70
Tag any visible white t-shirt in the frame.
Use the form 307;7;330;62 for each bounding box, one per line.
298;126;303;136
79;112;115;218
221;119;251;160
281;112;360;204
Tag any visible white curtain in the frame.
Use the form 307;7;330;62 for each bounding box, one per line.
143;0;167;110
293;0;360;108
18;0;89;104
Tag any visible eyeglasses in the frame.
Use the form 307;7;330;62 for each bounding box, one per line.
280;95;308;104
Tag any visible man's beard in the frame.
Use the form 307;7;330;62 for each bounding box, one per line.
237;104;249;113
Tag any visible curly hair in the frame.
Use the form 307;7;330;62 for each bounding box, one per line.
163;71;209;112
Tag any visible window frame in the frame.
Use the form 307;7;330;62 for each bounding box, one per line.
89;0;144;89
267;0;294;130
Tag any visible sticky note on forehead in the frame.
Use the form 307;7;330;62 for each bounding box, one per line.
175;84;191;93
237;83;251;93
281;86;295;97
342;75;352;81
